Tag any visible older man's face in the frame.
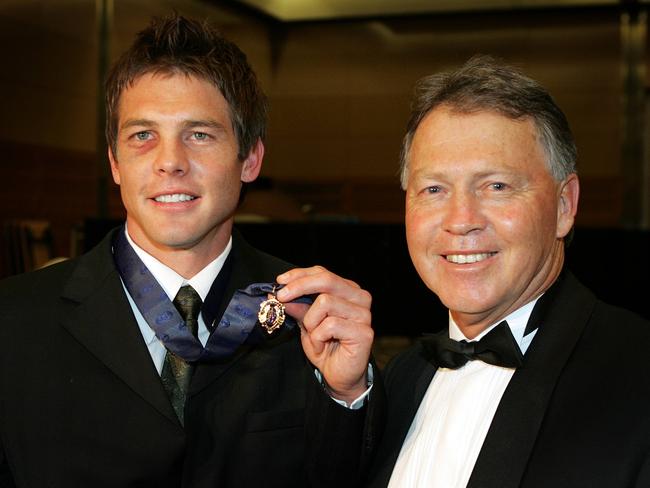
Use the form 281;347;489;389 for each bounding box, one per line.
404;106;578;337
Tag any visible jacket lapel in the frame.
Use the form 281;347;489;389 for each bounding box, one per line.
468;272;597;488
59;229;179;425
189;229;294;395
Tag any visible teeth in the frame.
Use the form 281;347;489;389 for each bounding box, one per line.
445;253;493;264
154;194;196;203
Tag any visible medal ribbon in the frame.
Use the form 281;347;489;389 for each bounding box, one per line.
113;228;312;362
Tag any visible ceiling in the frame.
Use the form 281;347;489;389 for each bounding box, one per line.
227;0;621;22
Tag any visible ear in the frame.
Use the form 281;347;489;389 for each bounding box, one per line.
240;138;264;183
108;146;121;185
556;173;580;238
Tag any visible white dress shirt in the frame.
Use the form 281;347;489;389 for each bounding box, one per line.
121;227;232;374
388;299;540;488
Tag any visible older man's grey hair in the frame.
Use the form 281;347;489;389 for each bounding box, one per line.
399;55;577;189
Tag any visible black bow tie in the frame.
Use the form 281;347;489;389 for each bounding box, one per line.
422;320;524;369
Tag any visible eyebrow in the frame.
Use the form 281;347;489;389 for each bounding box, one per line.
181;119;228;132
120;118;157;131
409;169;446;181
409;169;522;187
119;118;228;132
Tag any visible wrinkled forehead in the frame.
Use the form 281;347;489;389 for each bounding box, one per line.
411;105;551;167
408;107;551;177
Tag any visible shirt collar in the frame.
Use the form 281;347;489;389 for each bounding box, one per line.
448;296;541;355
124;225;232;302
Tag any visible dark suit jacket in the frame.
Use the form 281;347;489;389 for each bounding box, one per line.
0;228;377;488
367;271;650;488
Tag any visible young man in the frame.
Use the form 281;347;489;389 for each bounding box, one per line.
0;15;376;487
367;56;650;487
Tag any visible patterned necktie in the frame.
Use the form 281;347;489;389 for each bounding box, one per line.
160;285;202;424
422;321;524;369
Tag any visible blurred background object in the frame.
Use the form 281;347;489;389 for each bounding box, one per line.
2;220;54;275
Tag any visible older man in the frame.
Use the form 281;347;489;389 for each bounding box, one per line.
367;56;650;487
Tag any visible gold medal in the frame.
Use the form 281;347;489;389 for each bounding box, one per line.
258;286;286;334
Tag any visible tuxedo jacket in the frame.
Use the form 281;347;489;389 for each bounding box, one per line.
0;228;378;488
367;271;650;488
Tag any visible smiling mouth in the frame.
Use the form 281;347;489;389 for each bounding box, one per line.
444;252;496;264
154;193;197;203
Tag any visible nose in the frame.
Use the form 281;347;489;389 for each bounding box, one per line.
153;139;189;176
442;191;486;235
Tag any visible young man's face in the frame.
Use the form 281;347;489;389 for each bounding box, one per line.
404;106;578;336
109;72;262;267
